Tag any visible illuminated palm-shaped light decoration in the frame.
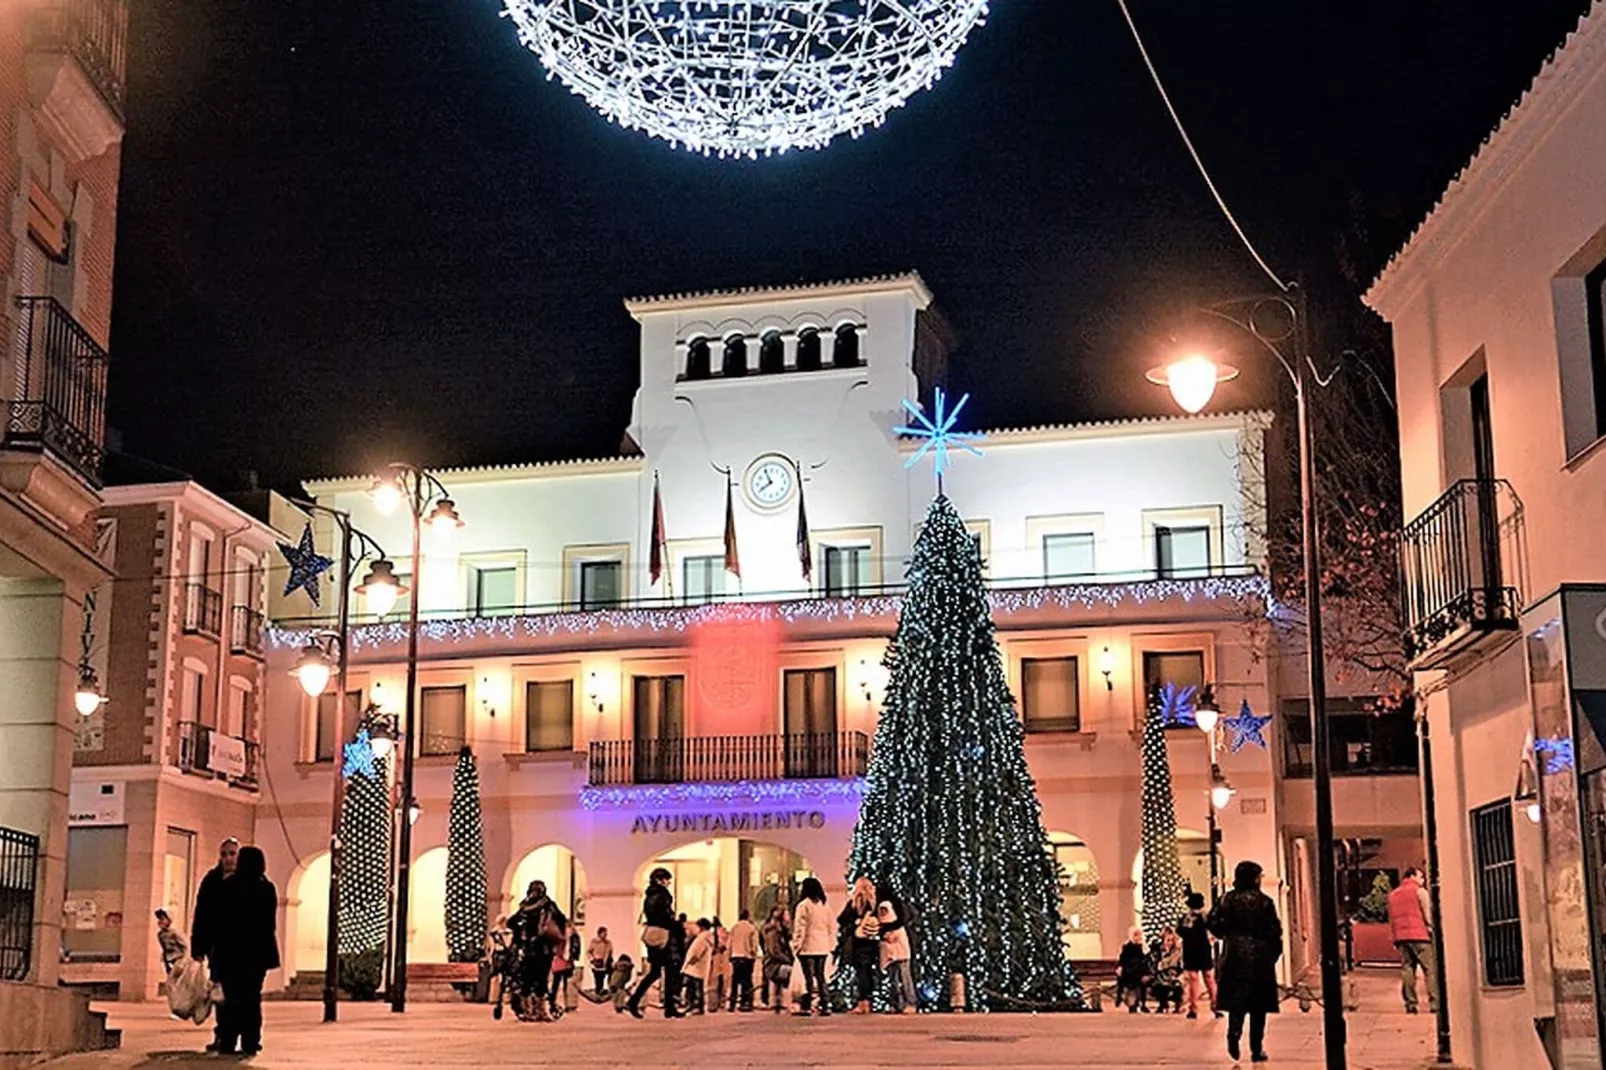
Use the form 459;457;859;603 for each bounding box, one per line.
498;1;991;158
895;387;983;489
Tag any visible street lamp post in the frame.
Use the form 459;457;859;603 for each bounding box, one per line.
1148;288;1348;1068
286;504;400;1023
1194;689;1233;905
370;464;462;1014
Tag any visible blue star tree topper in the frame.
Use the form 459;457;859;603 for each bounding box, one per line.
342;729;377;780
278;523;334;607
895;387;983;490
1222;699;1272;753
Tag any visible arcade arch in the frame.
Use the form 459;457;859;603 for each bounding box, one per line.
633;838;814;924
510;844;589;928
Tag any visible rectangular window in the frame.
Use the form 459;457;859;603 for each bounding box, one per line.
181;666;206;727
632;675;686;783
1143;650;1205;729
161;828;195;933
823;545;867;597
471;566;519;617
1021;657;1080;732
314;690;361;763
226;681;250;739
579;560;623;609
1156;525;1211;578
1471;799;1524;987
682;555;724;604
783;668;838;777
62;826;127;963
188;528;213;584
1587;259;1606;441
525;680;574;753
419;685;468;756
1043;533;1095;580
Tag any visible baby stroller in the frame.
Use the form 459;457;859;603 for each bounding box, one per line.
491;929;566;1022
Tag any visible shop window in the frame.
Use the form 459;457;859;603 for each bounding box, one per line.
161;828;195;932
1470;799;1524;987
62;826;127;963
419;685;467;756
1021;657;1080;733
525;680;574;753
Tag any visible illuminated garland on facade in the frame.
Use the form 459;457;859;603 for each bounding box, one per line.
269;574;1272;653
497;1;991;158
579;777;865;810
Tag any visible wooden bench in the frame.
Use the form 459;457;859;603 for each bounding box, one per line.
1072;958;1120;1011
407;962;482;1002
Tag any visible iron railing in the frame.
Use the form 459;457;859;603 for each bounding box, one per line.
6;296;108;486
230;605;265;657
588;731;869;786
25;0;129;118
183;583;222;637
0;827;40;983
1399;478;1525;667
177;721;260;788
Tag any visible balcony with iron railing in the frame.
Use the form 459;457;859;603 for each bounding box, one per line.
5;296;108;488
177;722;259;789
588;731;869;786
230;605;265;658
1399;478;1526;670
183;583;222;638
25;0;128;120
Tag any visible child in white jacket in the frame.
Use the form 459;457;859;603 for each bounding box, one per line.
878;900;915;1014
681;919;714;1014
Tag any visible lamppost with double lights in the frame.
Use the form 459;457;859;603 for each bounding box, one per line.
369;463;462;1014
286;503;402;1023
1146;288;1347;1068
1193;688;1235;905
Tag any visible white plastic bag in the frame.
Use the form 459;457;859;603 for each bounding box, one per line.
167;959;213;1025
786;955;806;1010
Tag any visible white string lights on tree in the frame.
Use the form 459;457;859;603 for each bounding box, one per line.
497;0;991;158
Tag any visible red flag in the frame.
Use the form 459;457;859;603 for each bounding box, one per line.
723;477;741;579
796;480;812;581
649;473;667;585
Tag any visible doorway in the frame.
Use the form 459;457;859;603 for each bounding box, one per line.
633;675;685;783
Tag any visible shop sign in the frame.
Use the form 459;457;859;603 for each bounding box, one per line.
630;810;827;834
68;781;124;826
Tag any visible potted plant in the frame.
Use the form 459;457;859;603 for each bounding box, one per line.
1349;872;1402;965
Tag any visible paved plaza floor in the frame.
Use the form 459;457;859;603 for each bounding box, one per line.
45;971;1451;1070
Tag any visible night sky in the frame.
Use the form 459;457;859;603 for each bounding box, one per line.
107;1;1593;488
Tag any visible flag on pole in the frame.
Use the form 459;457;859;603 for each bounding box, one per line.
649;472;667;585
796;478;812;581
723;476;741;579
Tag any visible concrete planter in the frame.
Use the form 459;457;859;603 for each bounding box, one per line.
1351;921;1402;965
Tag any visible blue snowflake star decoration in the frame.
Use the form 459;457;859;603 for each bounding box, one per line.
342;728;377;780
894;387;982;483
1158;682;1198;728
1533;737;1574;775
278;523;334;607
952;918;971;940
1222;699;1272;753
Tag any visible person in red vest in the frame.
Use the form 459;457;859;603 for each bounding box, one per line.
1387;866;1439;1014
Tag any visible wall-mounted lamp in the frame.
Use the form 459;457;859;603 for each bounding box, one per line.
587;672;604;714
857;659;874;704
480;675;497;719
1098;646;1114;691
1515;734;1542;825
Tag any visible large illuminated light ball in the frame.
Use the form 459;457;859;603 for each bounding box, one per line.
498;1;991;158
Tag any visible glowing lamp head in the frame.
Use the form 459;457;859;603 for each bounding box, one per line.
427;497;464;540
356;559;406;617
73;669;106;717
408;799;422;826
369;733;396;763
370;475;403;516
1195;687;1220;735
291;642;334;698
1526;801;1542;825
1146;355;1239;415
1210;776;1236;811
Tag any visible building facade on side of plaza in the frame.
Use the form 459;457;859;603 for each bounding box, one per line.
1365;4;1606;1067
0;0;126;1060
254;273;1408;995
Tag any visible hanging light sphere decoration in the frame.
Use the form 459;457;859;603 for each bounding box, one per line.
498;0;991;158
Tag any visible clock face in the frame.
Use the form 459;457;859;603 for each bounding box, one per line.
744;457;795;509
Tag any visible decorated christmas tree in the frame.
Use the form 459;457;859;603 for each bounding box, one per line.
445;746;487;962
1139;685;1188;943
337;746;391;997
847;493;1080;1011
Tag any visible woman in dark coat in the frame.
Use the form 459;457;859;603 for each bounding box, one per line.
625;867;684;1019
208;845;279;1056
1209;860;1282;1064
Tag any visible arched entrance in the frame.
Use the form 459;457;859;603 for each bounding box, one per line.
1047;831;1100;959
1132;828;1226;925
635;839;813;924
510;844;589;928
287;851;330;974
408;846;450;964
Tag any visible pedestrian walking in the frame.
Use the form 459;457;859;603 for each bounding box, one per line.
1209;860;1282;1064
790;877;834;1016
760;904;793;1012
588;926;614;996
551;925;579;1011
154;909;187;974
627;867;684;1019
510;880;567;1022
1388;866;1440;1015
727;909;759;1011
1117;928;1151;1012
838;877;883;1013
707;917;731;1012
682;918;714;1014
208;846;279;1056
876;885;915;1015
188;837;239;1052
1150;926;1184;1013
1177;892;1219;1019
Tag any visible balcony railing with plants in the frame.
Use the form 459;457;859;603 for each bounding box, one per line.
177;721;259;789
230;605;265;657
588;731;869;786
25;0;129;118
6;296;109;487
183;583;222;637
1399;478;1526;669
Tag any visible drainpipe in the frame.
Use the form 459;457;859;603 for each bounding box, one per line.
1416;700;1453;1063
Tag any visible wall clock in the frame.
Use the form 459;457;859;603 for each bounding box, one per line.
743;455;796;511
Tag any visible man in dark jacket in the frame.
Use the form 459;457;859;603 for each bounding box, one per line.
1209;860;1283;1064
209;846;279;1056
189;837;239;967
510;880;567;1021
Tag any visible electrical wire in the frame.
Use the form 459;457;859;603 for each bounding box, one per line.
1113;0;1291;294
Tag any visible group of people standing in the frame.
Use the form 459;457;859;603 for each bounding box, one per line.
618;868;915;1020
1117;861;1283;1065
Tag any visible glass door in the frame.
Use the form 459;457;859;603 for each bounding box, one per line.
633;675;685;783
783;668;837;777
